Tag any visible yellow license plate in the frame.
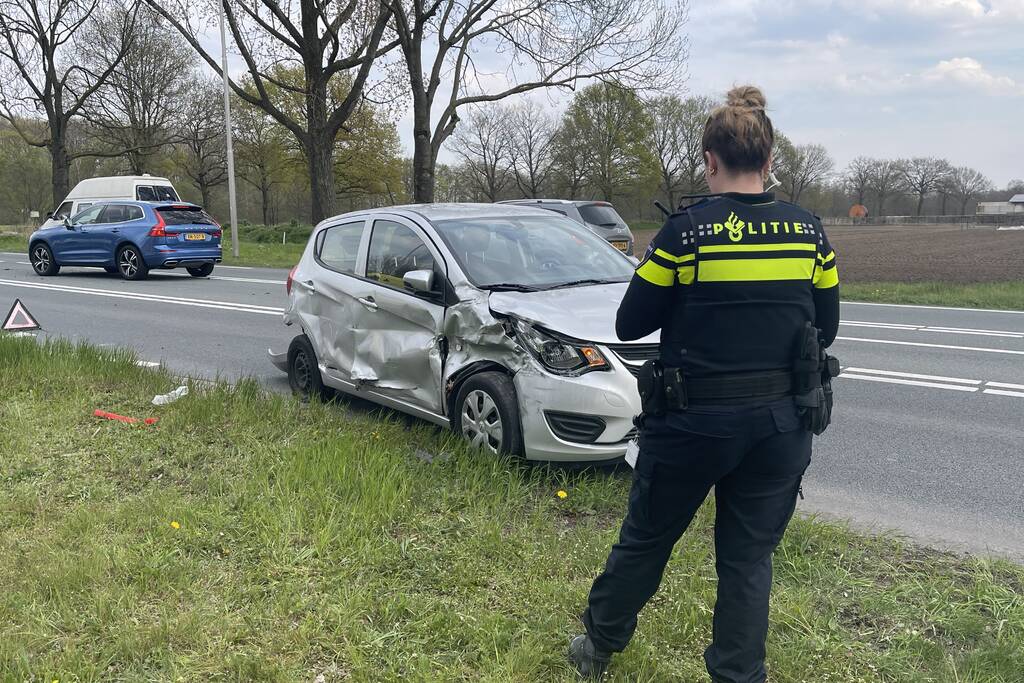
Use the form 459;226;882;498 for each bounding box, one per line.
612;241;628;252
185;233;206;241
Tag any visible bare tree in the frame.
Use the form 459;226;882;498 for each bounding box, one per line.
948;166;991;215
647;95;684;208
899;157;951;216
845;156;873;207
550;117;588;199
234;99;288;225
0;0;137;205
176;80;226;209
507;101;556;198
147;0;397;222
77;4;195;174
677;95;715;197
774;136;834;203
451;106;512;202
388;0;687;202
867;158;905;216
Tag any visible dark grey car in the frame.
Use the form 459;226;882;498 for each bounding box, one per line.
498;199;635;255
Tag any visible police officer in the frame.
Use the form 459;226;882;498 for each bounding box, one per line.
569;85;840;682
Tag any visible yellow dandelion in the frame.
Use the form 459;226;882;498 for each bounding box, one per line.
170;521;181;529
556;490;568;499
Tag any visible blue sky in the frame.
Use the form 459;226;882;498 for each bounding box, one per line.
683;0;1024;186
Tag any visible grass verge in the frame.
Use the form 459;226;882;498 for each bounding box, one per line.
1;336;1022;681
842;282;1024;311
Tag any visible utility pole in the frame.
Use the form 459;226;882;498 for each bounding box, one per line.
219;3;240;258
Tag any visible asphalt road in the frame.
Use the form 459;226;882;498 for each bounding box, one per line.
2;252;1023;560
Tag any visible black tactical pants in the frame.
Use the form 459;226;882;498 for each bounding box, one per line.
583;398;812;683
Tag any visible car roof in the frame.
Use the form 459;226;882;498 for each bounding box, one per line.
498;198;614;207
331;202;561;224
77;199;202;209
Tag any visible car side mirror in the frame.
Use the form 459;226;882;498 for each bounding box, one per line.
403;269;435;294
62;216;74;230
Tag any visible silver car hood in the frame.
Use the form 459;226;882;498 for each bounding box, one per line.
487;283;659;345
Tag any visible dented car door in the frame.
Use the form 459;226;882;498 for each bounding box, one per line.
301;219;368;380
352;216;447;415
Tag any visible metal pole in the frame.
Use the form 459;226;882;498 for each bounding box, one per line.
219;4;240;259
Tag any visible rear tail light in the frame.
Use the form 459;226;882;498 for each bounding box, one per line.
148;212;178;237
212;230;222;238
286;265;297;295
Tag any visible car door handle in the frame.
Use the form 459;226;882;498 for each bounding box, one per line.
111;228;120;233
296;279;316;293
357;296;378;311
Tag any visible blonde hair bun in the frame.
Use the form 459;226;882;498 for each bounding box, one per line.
726;85;766;111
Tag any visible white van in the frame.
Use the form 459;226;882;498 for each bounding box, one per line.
42;175;181;228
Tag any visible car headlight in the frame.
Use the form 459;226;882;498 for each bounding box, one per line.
511;318;608;375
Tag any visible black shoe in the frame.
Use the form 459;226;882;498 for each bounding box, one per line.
569;634;611;680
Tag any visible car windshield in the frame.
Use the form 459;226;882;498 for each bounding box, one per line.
578;204;623;226
432;215;635;289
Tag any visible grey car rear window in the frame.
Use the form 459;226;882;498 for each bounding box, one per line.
577;204;623;226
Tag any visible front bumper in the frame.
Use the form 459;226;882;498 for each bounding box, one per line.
515;350;641;462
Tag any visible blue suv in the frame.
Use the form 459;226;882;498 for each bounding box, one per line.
29;201;222;280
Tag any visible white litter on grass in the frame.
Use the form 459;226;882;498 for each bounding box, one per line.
997;226;1024;231
152;385;189;406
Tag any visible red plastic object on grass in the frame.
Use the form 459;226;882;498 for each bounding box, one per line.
93;409;158;425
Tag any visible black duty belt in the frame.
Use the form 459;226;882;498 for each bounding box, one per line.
685;370;794;403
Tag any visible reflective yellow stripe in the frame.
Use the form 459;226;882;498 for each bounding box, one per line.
698;257;814;282
677;265;694;285
699;243;816;254
655;248;694;263
814;264;840;288
637;259;675;286
817;250;836;265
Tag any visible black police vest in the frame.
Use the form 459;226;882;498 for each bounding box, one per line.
660;197;821;377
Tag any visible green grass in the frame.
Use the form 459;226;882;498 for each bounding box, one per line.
842;282;1024;311
1;336;1022;681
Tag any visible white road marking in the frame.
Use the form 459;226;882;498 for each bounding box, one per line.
159;271;285;285
0;278;285;316
839;373;980;392
215;265;254;270
842;366;981;385
136;360;160;368
837;366;1024;400
16;261;30;265
841;320;1023;339
844;301;1024;315
836;336;1024;356
984;388;1024;398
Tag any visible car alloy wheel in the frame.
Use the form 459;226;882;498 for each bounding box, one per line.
119;248;141;279
461;389;504;454
31;245;51;274
292;347;312;394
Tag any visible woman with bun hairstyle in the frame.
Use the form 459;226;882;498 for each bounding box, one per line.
570;86;840;682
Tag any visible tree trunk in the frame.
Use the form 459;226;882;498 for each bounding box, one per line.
916;193;925;216
306;135;336;223
260;183;270;226
200;181;212;209
49;138;71;208
960;198;969;215
940;193;948;215
412;105;435;203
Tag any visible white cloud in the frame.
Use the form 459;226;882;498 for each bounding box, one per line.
922;57;1024;95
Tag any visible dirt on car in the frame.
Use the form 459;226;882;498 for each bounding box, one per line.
632;223;1024;284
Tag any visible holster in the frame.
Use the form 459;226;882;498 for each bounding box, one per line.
637;360;686;418
794;322;840;435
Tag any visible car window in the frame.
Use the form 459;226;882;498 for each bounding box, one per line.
577;204;624;226
53;201;73;219
75;202;93;214
137;185;179;201
72;204;105;225
317;222;364;274
157;207;216;225
366;220;438;292
100;204;143;223
433;214;634;289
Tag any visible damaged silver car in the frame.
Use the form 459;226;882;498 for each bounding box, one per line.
269;203;657;462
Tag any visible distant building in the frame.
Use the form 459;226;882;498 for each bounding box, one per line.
977;194;1024;215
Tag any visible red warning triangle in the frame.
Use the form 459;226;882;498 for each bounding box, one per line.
2;299;41;331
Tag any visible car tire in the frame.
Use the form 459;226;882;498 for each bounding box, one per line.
29;243;60;276
288;335;327;401
117;245;149;280
454;371;524;457
187;264;214;277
